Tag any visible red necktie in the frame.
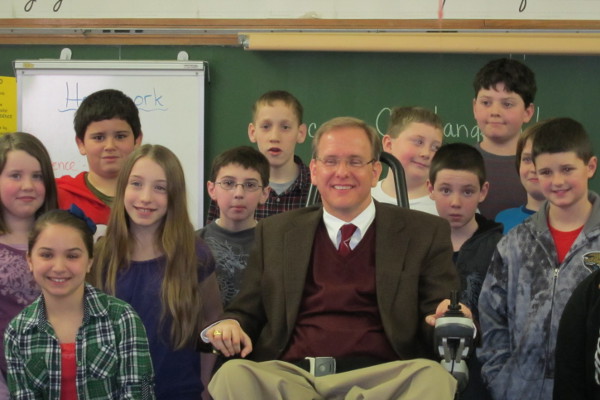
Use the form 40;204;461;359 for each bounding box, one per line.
338;224;358;257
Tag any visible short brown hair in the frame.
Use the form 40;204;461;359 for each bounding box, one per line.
210;146;270;186
473;58;537;107
532;117;594;164
252;90;303;124
387;106;443;138
429;142;486;187
74;89;141;141
312;117;382;161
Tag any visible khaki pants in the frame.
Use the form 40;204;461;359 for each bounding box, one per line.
209;358;457;400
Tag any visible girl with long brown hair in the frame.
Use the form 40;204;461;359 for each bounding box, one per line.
92;144;221;399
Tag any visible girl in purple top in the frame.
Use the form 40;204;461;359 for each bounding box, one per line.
92;144;221;399
0;132;57;395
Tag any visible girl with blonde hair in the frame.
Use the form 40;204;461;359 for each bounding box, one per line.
92;144;221;399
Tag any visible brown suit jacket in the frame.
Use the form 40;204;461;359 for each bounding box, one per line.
221;201;459;361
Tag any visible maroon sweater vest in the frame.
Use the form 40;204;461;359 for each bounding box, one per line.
281;222;396;363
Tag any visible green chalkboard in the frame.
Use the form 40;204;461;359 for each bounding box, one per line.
1;45;600;210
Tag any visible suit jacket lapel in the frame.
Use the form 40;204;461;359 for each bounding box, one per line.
282;208;323;333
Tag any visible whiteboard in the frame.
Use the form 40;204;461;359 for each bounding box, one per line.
15;60;206;228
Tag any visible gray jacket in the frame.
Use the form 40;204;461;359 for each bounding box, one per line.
478;191;600;400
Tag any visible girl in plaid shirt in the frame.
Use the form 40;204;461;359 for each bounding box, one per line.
4;208;155;399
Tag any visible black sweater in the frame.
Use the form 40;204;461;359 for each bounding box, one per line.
554;268;600;400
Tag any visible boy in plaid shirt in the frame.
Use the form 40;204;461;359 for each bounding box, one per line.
206;90;310;223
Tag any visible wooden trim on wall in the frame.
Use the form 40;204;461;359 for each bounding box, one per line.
2;18;600;30
0;32;240;46
0;18;599;46
240;32;600;54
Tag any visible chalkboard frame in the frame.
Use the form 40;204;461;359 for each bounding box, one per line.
1;18;600;47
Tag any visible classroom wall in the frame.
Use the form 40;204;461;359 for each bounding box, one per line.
2;45;599;214
5;0;599;19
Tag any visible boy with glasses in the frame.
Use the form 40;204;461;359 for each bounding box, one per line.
198;146;270;307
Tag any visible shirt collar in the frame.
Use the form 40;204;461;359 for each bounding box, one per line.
283;155;310;194
23;284;107;334
323;199;376;249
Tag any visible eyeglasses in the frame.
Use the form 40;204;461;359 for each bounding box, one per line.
315;157;376;169
215;180;264;192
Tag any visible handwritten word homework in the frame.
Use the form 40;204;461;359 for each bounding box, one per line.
58;82;168;113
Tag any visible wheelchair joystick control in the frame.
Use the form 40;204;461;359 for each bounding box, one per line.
434;291;475;393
